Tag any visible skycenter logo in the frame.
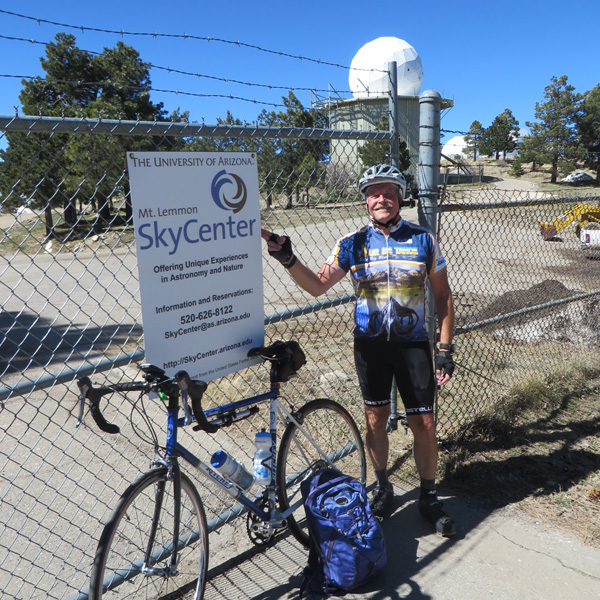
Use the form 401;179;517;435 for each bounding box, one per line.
211;170;247;214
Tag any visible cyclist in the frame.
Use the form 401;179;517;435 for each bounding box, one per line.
261;164;456;536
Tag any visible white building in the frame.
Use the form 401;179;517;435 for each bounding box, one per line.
322;37;452;179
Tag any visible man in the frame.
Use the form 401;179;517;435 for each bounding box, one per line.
262;164;456;536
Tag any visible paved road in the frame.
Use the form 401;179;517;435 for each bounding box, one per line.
1;184;589;391
203;481;600;600
493;177;540;192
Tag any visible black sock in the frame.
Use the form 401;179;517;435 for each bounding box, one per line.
420;478;437;501
375;469;388;489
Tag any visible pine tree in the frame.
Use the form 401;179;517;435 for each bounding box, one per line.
257;92;328;208
484;109;520;160
0;33;172;239
576;84;600;181
358;115;411;184
462;120;484;160
526;75;584;183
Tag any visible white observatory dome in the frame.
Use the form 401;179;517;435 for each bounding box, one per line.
349;37;423;98
442;136;467;158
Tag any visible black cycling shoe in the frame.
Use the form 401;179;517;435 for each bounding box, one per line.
418;498;456;537
370;482;393;520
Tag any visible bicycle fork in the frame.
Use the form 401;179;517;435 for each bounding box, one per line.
141;461;182;578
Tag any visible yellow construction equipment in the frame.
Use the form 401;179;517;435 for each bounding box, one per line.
540;204;600;240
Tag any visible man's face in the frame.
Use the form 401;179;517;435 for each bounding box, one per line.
365;182;401;223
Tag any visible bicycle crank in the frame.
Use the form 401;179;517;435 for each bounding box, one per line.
246;495;277;546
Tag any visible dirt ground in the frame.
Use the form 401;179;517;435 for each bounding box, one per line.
385;374;600;550
440;377;600;548
435;165;600;549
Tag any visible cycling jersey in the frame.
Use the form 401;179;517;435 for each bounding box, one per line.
328;220;446;342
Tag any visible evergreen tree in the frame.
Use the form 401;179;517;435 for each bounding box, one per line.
0;33;172;239
576;84;600;181
478;126;494;159
358;115;411;185
462;120;484;160
0;34;96;237
497;109;520;159
485;109;520;160
526;75;584;183
258;92;328;208
516;133;547;172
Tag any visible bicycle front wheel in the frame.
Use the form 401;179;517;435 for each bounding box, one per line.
89;467;209;600
276;398;366;547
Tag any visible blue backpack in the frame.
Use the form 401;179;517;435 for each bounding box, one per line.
300;469;386;596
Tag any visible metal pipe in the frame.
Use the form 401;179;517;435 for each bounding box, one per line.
387;61;399;168
0;114;391;141
0;296;356;401
418;90;442;344
454;289;600;334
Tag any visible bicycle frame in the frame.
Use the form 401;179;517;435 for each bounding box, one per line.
78;342;366;600
165;381;326;526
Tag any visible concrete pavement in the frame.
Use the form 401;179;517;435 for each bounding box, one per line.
204;481;600;599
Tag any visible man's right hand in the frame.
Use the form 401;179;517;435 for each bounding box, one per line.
261;228;296;268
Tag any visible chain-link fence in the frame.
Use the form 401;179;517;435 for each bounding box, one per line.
1;115;599;599
438;188;600;434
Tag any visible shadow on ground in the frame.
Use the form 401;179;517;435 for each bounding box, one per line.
439;392;600;512
0;310;142;376
204;387;600;599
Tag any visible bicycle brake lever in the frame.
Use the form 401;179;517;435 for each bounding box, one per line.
77;376;120;435
180;389;193;426
173;371;218;434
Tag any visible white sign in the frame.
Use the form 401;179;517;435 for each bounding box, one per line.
126;151;264;381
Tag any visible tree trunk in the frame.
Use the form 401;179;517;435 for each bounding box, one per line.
44;205;54;241
94;192;112;233
63;199;77;228
551;154;559;184
124;178;132;222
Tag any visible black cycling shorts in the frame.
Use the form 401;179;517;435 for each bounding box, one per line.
353;337;435;414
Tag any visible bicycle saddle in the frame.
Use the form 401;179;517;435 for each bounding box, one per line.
247;340;306;382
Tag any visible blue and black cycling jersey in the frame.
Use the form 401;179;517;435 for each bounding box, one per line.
328;220;446;342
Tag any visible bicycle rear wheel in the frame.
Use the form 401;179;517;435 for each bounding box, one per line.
276;398;366;547
89;467;209;600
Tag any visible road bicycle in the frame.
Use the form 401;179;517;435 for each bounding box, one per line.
76;340;366;600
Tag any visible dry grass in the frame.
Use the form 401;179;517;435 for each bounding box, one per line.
435;365;600;548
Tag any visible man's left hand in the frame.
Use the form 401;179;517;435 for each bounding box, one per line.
435;350;454;385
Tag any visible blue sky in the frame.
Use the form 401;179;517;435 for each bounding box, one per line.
0;1;598;143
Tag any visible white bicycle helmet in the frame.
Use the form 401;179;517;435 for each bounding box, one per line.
358;164;407;199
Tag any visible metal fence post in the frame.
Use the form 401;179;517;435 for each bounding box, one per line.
387;61;399;169
418;89;441;345
387;60;401;425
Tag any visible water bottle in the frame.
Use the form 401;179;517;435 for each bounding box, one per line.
210;450;254;490
253;429;272;486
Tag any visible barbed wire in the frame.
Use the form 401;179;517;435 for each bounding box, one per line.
0;33;355;97
0;74;289;110
0;8;387;73
441;128;469;136
0;10;413;120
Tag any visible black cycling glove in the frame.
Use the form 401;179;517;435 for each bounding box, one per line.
435;348;455;378
268;233;297;269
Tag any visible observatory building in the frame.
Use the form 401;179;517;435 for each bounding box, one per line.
324;37;452;179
